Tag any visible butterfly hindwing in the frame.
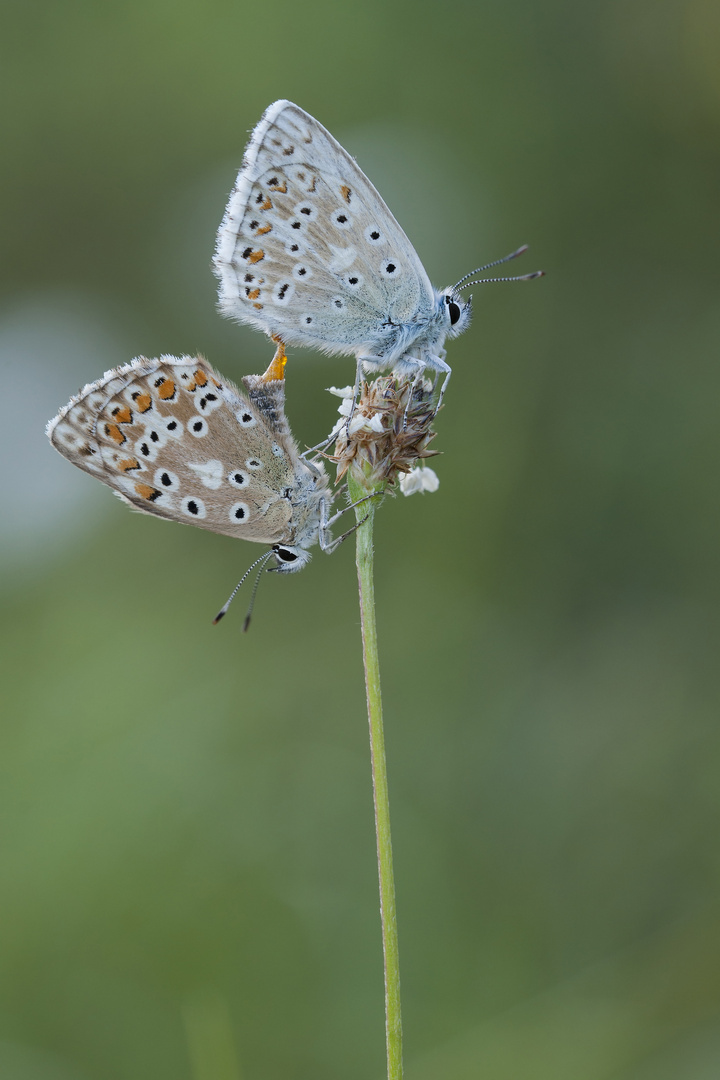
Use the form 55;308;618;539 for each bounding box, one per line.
47;356;319;544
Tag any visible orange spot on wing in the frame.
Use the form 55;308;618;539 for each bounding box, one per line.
186;371;208;392
135;483;161;501
117;458;140;472
260;197;273;211
253;303;263;309
134;392;152;413
104;423;126;445
256;223;272;235
248;250;265;264
268;180;287;193
112;405;133;423
340;185;351;203
247;288;260;300
157;379;176;400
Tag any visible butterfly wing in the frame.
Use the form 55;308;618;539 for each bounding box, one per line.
214;101;437;359
47;356;319;544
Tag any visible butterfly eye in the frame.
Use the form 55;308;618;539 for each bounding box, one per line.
273;545;298;563
446;298;462;325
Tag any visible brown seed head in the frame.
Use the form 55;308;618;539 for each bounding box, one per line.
331;376;439;490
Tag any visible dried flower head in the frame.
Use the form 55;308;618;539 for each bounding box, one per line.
330;376;439;491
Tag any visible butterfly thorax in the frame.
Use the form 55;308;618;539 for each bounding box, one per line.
284;462;330;549
359;288;470;377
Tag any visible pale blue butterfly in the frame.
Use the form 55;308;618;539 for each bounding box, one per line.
213;100;541;408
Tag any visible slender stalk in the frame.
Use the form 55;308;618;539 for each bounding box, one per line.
346;472;402;1080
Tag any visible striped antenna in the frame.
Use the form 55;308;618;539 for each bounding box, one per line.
213;549;274;627
452;245;529;292
464;270;544;288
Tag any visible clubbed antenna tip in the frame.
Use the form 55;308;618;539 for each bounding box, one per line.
212;550;274;628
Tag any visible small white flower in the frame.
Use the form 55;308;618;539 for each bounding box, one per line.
366;413;386;433
337;398;353;417
326;385;354;399
399;466;439;496
348;412;385;435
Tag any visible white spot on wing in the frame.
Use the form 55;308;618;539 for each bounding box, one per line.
187;459;224;489
328;245;357;273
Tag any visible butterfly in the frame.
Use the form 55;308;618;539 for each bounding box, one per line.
213;100;541;407
47;354;360;623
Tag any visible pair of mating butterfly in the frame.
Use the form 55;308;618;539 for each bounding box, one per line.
48;100;541;623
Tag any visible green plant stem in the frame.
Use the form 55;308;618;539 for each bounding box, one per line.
347;472;402;1080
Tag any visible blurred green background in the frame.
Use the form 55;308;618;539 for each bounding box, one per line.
2;0;720;1077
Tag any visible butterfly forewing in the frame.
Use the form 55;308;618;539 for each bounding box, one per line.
47;356;317;544
214;101;436;357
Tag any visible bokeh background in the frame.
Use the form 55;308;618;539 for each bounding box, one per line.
2;1;720;1077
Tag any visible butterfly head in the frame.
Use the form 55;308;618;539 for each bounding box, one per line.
269;543;313;574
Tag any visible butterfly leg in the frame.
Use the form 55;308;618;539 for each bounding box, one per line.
316;356;376;446
431;358;452;415
417;354;452;416
350;353;387;426
324;493;376;530
318;493;376;553
395;354;450;427
345;355;366;430
300;430;338;458
430;348;448;393
301;455;326;480
300;355;382;459
395;357;426;429
323;518;370;553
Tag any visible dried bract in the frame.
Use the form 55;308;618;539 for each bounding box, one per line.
331;377;439;490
